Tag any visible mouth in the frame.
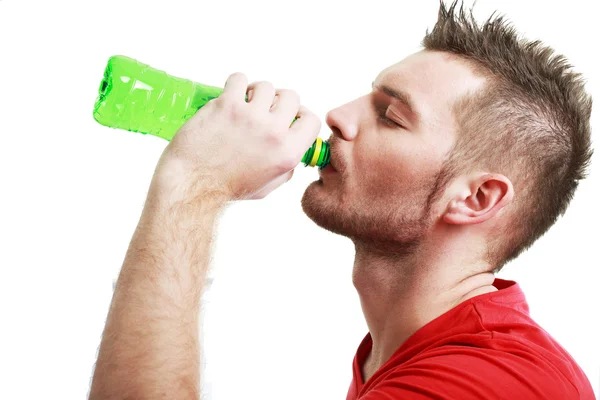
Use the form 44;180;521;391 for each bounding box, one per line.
319;160;336;173
327;155;341;173
322;138;341;173
319;163;337;177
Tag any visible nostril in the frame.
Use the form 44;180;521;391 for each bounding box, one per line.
325;108;357;142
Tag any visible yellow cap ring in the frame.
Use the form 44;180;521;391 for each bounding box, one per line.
309;137;323;167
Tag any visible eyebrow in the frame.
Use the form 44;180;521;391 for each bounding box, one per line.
371;81;420;122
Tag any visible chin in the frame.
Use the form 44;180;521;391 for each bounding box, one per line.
301;182;337;228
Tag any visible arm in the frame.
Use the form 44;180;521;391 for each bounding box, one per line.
88;178;227;399
89;73;320;399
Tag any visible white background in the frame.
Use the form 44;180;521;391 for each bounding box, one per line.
0;0;598;399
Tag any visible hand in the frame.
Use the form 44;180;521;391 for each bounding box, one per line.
153;72;321;202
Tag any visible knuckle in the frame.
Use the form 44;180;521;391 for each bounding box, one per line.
225;72;246;87
267;130;284;145
278;89;300;106
223;100;246;120
251;80;274;90
278;88;299;98
230;72;246;80
213;96;228;109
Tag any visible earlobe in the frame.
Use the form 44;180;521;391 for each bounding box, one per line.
443;174;514;226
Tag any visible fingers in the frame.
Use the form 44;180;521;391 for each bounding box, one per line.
247;81;276;109
286;105;322;160
223;72;248;101
227;75;301;128
223;75;320;168
270;89;300;125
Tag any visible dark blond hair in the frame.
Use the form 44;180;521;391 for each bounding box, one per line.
423;1;593;272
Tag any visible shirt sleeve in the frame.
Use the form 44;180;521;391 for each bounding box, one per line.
358;349;580;400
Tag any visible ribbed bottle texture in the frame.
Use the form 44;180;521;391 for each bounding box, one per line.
93;55;330;167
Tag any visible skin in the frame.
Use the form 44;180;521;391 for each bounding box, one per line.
301;50;514;381
89;75;321;399
89;49;515;398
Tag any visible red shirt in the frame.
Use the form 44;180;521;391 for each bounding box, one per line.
346;278;595;399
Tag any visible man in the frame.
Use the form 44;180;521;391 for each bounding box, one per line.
89;1;595;399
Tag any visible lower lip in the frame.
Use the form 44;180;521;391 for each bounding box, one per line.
319;164;337;176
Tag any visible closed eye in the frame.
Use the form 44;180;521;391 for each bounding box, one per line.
377;109;405;129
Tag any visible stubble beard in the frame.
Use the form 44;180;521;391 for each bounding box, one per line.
301;177;438;259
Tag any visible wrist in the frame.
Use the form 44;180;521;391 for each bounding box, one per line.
149;156;231;208
127;174;227;275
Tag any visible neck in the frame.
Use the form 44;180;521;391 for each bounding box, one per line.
352;229;497;375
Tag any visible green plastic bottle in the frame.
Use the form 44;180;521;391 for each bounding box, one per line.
93;55;330;168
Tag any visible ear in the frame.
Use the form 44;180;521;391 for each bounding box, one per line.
443;173;514;226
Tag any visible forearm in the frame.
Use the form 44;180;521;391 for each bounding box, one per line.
90;183;227;400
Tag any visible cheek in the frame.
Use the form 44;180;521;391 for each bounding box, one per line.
357;141;440;197
358;153;414;197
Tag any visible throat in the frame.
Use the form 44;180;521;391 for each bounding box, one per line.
361;351;378;383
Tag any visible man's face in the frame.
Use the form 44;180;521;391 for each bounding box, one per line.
301;50;487;250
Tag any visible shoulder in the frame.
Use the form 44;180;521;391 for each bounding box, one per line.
360;347;583;400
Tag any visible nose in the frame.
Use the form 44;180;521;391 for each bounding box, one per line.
325;104;359;141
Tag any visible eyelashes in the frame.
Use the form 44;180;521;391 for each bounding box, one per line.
377;108;405;129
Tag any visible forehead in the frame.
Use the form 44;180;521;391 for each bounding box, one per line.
375;50;487;127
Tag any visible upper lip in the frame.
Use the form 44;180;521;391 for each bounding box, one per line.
326;137;341;172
